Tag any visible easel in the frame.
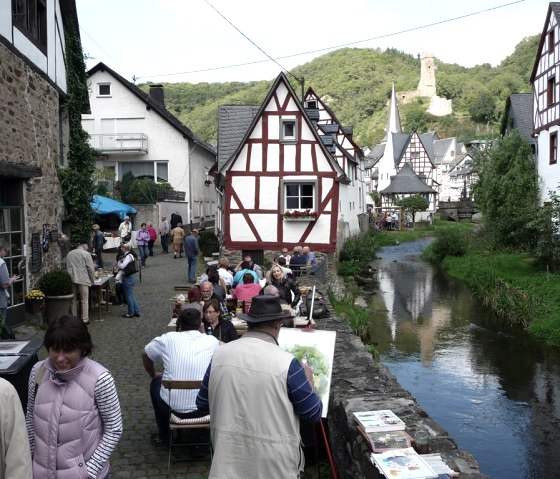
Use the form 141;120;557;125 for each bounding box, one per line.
311;419;338;479
307;286;338;479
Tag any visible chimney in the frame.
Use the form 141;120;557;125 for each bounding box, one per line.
149;84;164;106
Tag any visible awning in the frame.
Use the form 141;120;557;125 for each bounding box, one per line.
91;195;136;220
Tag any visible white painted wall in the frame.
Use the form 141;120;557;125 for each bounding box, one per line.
84;69;216;223
537;127;560;202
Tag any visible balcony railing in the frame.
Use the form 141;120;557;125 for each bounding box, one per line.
88;133;148;153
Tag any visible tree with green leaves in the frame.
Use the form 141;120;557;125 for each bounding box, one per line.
472;130;538;250
127;179;159;204
58;21;96;243
527;190;560;271
119;172;135;203
395;194;429;225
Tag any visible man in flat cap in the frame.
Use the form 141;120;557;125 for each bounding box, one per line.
65;239;95;324
197;295;322;477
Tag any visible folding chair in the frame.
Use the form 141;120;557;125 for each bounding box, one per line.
161;380;212;469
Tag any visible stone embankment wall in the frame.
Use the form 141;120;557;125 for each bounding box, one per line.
301;256;486;478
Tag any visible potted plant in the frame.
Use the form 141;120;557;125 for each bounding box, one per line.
39;269;74;323
25;289;45;314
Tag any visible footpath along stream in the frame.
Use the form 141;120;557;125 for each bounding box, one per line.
369;239;560;479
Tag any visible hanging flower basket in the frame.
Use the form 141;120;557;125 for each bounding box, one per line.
283;209;319;221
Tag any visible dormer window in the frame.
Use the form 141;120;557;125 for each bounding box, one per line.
306;100;318;109
280;118;297;143
98;83;111;97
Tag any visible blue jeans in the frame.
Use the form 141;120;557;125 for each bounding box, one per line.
122;274;140;316
137;244;148;266
187;255;197;283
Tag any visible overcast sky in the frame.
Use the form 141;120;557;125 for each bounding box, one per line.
76;0;548;85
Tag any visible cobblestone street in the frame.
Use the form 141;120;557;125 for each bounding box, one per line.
15;246;333;478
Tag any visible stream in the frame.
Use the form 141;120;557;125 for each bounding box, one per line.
368;239;560;479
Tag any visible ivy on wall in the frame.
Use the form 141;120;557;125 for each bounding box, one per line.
57;20;95;244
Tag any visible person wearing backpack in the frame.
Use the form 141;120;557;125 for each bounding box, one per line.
116;243;140;318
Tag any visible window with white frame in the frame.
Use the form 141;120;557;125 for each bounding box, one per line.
305;100;318;109
280;118;297;143
98;83;111;97
283;180;316;211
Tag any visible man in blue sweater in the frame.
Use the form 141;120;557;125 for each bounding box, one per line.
183;229;200;284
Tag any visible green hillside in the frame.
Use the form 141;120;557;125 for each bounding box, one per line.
140;35;539;148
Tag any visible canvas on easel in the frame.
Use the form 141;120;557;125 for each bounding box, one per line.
278;328;336;418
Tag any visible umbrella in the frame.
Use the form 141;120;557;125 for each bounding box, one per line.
91;195;136;220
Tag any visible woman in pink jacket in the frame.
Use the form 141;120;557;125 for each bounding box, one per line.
26;316;122;478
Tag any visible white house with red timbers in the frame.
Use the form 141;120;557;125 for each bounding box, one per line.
215;73;364;254
531;2;560;203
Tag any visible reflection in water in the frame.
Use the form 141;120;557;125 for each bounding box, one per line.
370;244;560;479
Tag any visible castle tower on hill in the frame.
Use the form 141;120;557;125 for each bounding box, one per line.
417;53;436;98
398;52;452;116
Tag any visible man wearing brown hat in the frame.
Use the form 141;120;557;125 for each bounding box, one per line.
197;295;322;477
65;239;95;324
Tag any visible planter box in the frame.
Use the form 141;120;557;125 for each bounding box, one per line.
25;300;44;314
44;294;73;324
283;217;317;222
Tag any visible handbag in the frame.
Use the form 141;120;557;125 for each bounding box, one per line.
123;254;137;277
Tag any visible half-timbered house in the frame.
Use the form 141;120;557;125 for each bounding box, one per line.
365;84;440;213
216;73;363;254
531;2;560;202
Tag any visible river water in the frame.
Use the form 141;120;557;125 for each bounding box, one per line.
369;239;560;479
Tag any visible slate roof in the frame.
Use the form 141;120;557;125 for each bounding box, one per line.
380;163;436;194
392;133;410;165
505;93;534;143
433;138;454;165
217;105;260;170
319;124;339;135
87;62;216;156
419;132;436;161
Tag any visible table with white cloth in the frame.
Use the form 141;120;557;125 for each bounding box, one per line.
102;236;121;250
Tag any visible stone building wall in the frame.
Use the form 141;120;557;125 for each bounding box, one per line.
0;44;67;283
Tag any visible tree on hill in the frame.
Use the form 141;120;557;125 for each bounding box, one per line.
139;37;539;147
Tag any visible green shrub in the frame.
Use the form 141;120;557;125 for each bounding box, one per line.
40;269;73;296
337;260;365;277
427;227;469;262
199;231;219;257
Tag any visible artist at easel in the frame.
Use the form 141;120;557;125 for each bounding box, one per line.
196;295;323;477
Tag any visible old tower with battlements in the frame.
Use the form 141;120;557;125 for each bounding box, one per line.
399;52;452;116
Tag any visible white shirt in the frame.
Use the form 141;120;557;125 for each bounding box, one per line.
218;267;234;287
145;331;218;412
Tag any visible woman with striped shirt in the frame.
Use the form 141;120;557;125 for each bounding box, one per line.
26;315;122;479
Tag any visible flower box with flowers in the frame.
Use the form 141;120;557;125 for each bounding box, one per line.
283;209;319;221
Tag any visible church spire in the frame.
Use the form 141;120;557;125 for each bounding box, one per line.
382;82;402;142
